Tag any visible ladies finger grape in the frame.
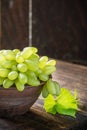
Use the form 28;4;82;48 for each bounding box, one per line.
39;56;48;68
27;78;40;86
18;73;28;84
25;60;38;71
8;71;18;80
3;78;14;88
16;52;24;63
3;50;15;60
29;53;39;61
21;47;38;60
2;60;17;69
42;84;49;98
47;79;56;95
0;68;10;77
17;63;28;72
54;81;60;96
42;66;56;75
35;68;42;76
26;70;37;80
46;60;56;66
39;73;49;81
28;47;38;53
15;80;25;91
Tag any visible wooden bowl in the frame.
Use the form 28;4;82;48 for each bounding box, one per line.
0;83;44;117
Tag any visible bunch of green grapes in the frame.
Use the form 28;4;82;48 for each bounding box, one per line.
0;47;60;94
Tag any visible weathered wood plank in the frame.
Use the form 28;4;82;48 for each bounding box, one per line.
33;0;87;63
31;99;87;130
1;0;29;50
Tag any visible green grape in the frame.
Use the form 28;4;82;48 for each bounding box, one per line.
8;71;18;80
42;66;56;75
21;47;33;59
15;79;25;91
13;49;20;54
28;53;39;64
46;60;56;66
39;73;49;81
53;81;60;96
27;77;40;86
47;79;56;95
29;53;39;61
17;63;28;72
29;47;38;53
11;65;17;71
25;60;38;71
18;73;28;84
16;52;24;63
3;78;14;88
2;61;15;69
26;70;40;86
39;56;48;69
0;68;10;77
42;84;49;98
0;54;6;63
3;50;15;60
26;70;37;80
35;68;42;76
23;47;38;54
39;56;48;62
0;77;5;85
2;60;17;69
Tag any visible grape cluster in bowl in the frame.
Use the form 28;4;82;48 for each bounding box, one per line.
0;47;78;117
0;47;59;95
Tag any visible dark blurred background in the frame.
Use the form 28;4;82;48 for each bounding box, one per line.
0;0;87;66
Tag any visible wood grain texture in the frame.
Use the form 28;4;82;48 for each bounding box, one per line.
0;60;87;129
33;0;87;64
1;0;29;50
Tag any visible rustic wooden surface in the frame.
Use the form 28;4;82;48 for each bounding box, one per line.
33;0;87;64
1;0;29;50
0;60;87;130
